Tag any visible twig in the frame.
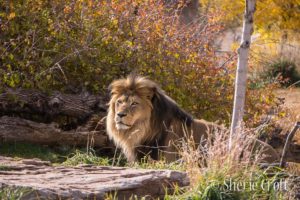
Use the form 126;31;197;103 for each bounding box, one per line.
287;80;300;89
218;52;237;71
280;122;300;168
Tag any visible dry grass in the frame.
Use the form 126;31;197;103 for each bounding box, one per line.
167;127;289;199
276;88;300;118
181;127;264;182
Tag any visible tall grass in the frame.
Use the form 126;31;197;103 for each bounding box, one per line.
167;127;288;200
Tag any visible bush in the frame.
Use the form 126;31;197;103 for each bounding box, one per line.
0;0;277;124
262;60;300;87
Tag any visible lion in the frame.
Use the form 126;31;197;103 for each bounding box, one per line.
106;75;279;163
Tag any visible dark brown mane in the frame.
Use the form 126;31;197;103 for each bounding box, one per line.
151;87;193;134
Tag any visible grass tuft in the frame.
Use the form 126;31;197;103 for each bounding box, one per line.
62;150;110;166
129;156;184;171
0;186;32;200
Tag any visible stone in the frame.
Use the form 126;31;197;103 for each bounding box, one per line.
0;156;189;199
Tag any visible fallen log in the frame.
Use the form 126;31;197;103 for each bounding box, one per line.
0;116;109;147
0;88;108;122
0;88;112;147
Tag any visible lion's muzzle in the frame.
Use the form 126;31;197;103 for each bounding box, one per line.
117;112;127;118
115;113;131;130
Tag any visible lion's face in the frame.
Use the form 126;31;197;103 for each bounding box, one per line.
113;94;152;131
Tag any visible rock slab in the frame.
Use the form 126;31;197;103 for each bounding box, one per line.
0;156;189;199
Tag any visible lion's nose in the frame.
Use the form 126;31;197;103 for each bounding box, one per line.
117;112;127;118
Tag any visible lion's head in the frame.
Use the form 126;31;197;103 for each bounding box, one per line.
107;76;156;131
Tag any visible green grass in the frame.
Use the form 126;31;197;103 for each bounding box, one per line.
0;165;13;171
0;142;115;166
0;141;184;169
62;150;183;169
0;186;32;200
0;142;73;163
129;156;184;171
62;150;110;166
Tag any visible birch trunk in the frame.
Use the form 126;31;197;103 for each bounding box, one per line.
229;0;256;148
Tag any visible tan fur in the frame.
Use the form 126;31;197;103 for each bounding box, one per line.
106;75;279;163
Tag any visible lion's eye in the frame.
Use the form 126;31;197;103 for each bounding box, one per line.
117;99;122;104
131;102;138;106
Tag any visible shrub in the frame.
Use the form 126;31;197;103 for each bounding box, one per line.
0;0;277;124
261;60;300;87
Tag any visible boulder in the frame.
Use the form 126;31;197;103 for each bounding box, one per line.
0;156;189;199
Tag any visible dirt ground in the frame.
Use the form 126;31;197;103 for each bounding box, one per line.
276;88;300;118
276;88;300;143
275;88;300;165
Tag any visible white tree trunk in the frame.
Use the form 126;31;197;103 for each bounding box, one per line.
229;0;256;148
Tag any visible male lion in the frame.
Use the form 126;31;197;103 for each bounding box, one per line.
106;75;279;163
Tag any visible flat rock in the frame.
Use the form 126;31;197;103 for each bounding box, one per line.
0;156;189;199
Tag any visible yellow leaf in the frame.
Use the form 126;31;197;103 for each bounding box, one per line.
8;12;16;20
112;19;118;26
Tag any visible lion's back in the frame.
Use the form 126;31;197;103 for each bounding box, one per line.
153;119;213;162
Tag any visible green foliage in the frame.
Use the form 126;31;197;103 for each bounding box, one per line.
0;0;131;92
261;60;300;87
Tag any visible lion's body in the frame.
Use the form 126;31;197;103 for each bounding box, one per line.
106;75;279;163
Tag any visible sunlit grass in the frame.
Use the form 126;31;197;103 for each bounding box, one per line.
165;127;291;200
0;186;32;200
62;150;110;166
129;156;184;171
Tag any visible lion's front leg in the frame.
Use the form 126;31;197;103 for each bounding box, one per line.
123;148;136;164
